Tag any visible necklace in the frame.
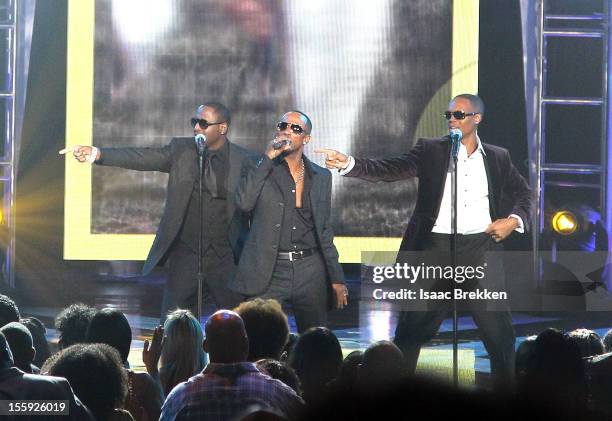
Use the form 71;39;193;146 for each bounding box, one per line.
294;159;305;185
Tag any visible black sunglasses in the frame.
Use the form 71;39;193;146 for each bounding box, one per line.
277;121;305;134
443;111;479;120
190;118;225;129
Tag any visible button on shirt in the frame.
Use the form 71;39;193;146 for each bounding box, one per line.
276;160;318;251
432;138;492;234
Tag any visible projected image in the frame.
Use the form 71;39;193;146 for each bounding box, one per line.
89;0;452;238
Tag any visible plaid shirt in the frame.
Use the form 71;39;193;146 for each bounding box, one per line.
160;362;303;420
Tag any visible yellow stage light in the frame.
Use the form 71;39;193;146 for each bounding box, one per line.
552;210;577;235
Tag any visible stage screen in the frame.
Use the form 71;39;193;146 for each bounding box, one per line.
64;0;479;262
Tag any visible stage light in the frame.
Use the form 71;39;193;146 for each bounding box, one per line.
551;210;577;235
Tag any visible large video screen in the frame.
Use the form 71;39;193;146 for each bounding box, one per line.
65;0;479;262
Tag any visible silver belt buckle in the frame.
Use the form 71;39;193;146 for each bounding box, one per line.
288;252;294;262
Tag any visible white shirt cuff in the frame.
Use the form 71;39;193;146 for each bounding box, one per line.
88;146;99;164
509;214;524;233
338;156;355;176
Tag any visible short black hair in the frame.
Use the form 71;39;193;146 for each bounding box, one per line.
42;343;127;420
453;93;485;117
0;294;20;327
55;303;96;349
200;102;231;125
20;317;50;369
0;322;33;371
255;358;301;395
287;110;312;134
86;308;132;363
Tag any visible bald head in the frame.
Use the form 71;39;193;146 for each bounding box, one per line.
204;310;248;363
359;340;406;387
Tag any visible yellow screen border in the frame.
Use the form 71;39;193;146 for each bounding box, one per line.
64;0;478;262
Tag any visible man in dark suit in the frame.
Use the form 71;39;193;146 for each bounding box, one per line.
231;111;347;333
0;332;95;420
318;94;531;384
63;103;252;318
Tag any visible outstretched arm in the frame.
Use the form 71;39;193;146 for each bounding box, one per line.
60;144;172;173
316;139;425;182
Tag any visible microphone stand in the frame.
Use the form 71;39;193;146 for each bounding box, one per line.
449;132;460;388
196;135;206;323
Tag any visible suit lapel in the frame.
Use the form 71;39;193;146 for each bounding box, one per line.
482;143;498;220
432;138;452;218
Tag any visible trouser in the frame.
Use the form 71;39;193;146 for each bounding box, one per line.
161;241;244;321
393;232;515;386
257;251;328;333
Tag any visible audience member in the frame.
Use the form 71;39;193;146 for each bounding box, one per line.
255;358;301;395
515;335;537;381
328;350;363;394
358;340;405;390
160;310;303;420
603;328;612;353
42;343;129;421
54;303;96;349
87;308;164;420
234;298;290;361
568;328;605;358
288;327;342;405
21;317;51;368
518;328;587;415
0;332;94;420
0;294;19;327
143;309;207;396
0;322;37;373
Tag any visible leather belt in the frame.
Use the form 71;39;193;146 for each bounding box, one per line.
277;248;317;261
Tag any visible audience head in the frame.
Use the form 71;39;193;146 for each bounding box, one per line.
161;309;207;395
204;309;248;363
515;335;537;379
86;308;132;364
20;317;50;368
234;299;289;361
329;350;363;394
255;358;301;395
358;340;405;389
55;303;96;349
603;328;612;353
288;327;342;404
520;328;586;408
568;328;604;358
42;343;127;420
0;294;20;327
0;332;13;369
0;322;35;373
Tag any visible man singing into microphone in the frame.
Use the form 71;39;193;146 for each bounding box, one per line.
231;111;347;333
318;94;531;384
62;103;253;319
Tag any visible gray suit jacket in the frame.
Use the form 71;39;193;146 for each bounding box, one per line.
98;138;253;274
231;155;344;296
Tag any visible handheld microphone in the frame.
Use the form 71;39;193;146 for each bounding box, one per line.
449;128;462;160
272;138;291;150
195;134;206;156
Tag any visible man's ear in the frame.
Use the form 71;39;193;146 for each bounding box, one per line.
220;123;228;135
203;338;209;353
304;134;312;145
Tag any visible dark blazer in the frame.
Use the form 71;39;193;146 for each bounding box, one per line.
98;138;253;274
231;155;345;296
0;367;95;420
346;136;531;251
